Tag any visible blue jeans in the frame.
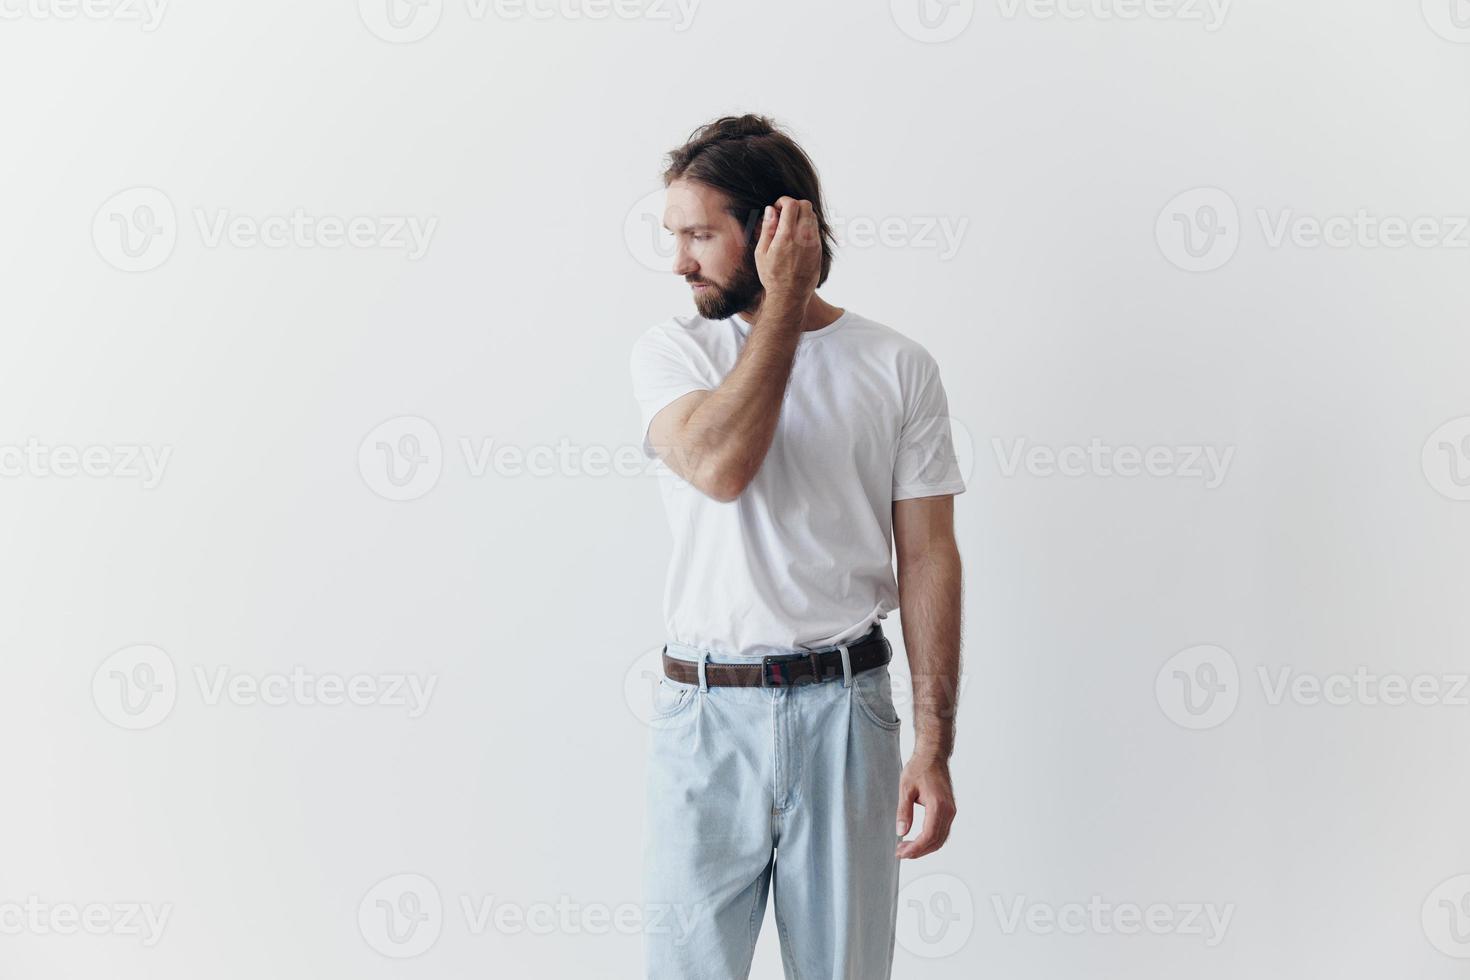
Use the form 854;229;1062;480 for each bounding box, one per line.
642;633;904;979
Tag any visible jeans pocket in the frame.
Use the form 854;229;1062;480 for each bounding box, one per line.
650;676;698;721
851;666;902;731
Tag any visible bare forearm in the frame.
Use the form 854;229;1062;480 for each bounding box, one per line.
680;292;804;495
898;543;963;762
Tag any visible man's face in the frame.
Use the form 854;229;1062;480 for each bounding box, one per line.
663;178;763;321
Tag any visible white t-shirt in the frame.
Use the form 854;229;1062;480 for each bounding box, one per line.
629;307;966;659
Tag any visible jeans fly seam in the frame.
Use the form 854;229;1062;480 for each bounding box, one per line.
771;692;790;813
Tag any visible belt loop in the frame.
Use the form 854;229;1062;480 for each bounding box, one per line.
697;650;710;693
839;644;853;688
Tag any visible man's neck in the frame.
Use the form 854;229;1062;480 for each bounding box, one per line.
746;292;844;333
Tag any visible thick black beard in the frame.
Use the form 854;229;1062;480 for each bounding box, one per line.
693;251;764;322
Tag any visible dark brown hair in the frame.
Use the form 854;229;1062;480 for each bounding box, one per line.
661;114;836;287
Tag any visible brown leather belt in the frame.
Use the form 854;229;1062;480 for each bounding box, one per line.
661;624;891;688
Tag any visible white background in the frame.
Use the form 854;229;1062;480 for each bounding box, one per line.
2;0;1469;977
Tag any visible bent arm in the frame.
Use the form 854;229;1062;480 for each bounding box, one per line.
646;292;804;502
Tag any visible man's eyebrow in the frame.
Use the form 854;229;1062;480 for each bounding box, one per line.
661;222;717;233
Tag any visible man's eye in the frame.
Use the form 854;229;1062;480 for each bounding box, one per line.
692;234;711;242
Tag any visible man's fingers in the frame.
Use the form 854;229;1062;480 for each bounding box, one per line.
773;196;802;242
795;204;820;249
896;796;957;860
755;205;777;255
895;783;918;837
897;817;943;859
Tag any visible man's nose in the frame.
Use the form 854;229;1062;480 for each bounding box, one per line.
671;244;697;277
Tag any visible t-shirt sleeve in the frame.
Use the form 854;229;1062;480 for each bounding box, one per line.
629;327;712;460
892;351;967;501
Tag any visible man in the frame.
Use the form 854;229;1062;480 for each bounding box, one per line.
629;114;965;980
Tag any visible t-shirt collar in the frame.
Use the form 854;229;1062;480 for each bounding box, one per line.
732;308;851;341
